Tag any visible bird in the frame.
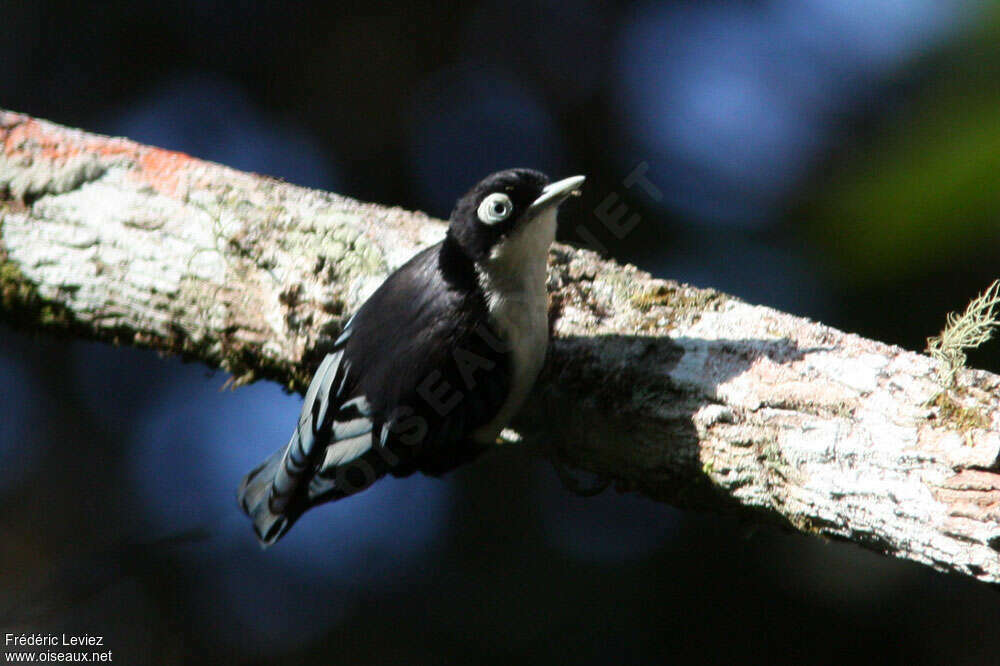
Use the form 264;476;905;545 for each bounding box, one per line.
238;168;585;545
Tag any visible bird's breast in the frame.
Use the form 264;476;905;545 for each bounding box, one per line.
472;231;553;443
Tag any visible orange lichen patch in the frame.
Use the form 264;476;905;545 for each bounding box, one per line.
133;148;196;198
81;136;143;161
2;111;197;199
2;113;134;162
935;470;1000;522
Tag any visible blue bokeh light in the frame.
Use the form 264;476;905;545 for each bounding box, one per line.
127;365;454;652
460;0;609;102
106;72;339;191
70;342;199;434
662;237;829;316
407;65;567;217
614;0;967;227
0;346;46;492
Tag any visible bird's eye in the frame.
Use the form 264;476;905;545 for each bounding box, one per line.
477;193;513;225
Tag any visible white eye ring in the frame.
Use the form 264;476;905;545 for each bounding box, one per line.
477;193;514;225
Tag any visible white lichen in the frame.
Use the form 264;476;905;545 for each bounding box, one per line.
926;279;1000;390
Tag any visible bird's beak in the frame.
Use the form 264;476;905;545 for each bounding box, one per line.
529;175;586;213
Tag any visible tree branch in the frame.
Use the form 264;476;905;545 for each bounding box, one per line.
2;109;999;583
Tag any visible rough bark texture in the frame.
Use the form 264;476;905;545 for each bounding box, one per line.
2;110;999;584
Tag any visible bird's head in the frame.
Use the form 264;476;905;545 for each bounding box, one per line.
447;168;585;264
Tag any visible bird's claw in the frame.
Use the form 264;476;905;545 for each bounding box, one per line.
550;458;611;497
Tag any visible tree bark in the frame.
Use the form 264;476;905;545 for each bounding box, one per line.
2;109;999;583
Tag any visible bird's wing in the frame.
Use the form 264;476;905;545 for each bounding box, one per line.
304;255;513;495
325;242;512;476
239;243;512;544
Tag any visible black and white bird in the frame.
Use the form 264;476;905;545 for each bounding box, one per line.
238;169;585;545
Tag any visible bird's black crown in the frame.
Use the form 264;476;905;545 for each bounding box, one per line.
447;168;550;260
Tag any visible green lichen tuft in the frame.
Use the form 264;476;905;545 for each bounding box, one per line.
0;261;81;332
931;391;989;434
1;212;81;332
630;282;725;314
209;326;319;396
927;279;1000;390
0;260;26;304
630;284;673;312
924;280;999;433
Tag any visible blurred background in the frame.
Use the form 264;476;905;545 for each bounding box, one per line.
3;0;1000;663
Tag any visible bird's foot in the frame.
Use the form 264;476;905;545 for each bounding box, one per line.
550;458;610;497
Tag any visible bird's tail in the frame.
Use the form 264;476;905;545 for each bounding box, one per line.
237;442;303;547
